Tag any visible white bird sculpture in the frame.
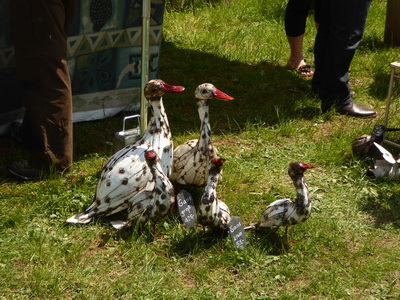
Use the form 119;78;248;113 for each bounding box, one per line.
352;125;400;159
197;158;231;231
110;149;175;230
368;142;400;178
66;79;185;224
245;162;317;242
170;83;234;187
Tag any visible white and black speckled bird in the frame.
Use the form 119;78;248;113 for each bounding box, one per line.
110;149;175;230
170;83;234;187
66;79;184;224
352;125;400;159
245;162;317;241
197;158;231;231
367;142;400;178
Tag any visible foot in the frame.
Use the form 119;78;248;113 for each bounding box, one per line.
337;102;377;118
8;160;40;181
287;59;314;76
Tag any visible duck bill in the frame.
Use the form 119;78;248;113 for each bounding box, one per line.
161;82;185;93
385;128;400;132
213;89;234;101
300;163;317;169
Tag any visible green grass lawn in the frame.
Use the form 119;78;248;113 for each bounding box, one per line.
1;0;399;298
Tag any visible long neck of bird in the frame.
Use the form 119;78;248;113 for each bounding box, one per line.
202;168;219;205
292;174;310;208
143;98;170;139
197;100;212;149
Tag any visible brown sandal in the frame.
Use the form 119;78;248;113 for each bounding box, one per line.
296;64;314;76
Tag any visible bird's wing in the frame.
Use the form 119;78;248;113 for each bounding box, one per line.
170;140;197;182
172;145;214;186
258;198;294;227
66;148;152;223
125;191;157;225
373;142;397;164
217;200;231;229
173;140;197;158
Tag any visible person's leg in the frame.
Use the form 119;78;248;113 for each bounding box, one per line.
16;56;73;172
312;0;331;95
320;0;372;111
8;0;74;177
285;0;313;75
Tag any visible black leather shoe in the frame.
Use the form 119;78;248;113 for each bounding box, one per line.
8;160;40;181
337;102;377;118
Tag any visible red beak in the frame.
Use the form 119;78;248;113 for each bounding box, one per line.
299;163;317;169
145;150;157;160
212;157;226;167
161;82;185;93
213;89;234;101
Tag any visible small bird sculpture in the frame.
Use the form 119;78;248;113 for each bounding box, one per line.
170;83;234;187
352;125;400;159
367;142;400;178
110;149;175;230
197;158;231;231
66;79;184;224
245;162;317;242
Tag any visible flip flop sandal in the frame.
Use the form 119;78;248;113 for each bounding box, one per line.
296;64;314;76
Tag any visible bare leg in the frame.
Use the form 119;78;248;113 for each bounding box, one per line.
286;35;314;76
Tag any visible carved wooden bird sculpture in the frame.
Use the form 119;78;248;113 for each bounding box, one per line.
352;125;400;159
245;162;317;241
367;142;400;178
170;83;234;187
66;79;184;224
110;149;175;230
197;158;231;231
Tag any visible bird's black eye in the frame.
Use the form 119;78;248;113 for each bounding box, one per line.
202;89;208;94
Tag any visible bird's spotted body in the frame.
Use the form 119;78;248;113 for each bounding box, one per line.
170;83;234;187
197;158;231;230
247;162;316;240
111;149;175;229
66;80;184;224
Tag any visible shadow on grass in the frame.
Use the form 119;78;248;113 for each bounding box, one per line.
159;41;320;137
0;39;320;181
245;228;290;255
358;184;400;229
167;226;231;257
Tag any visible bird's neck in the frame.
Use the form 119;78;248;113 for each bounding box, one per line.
197;103;212;147
292;174;310;207
145;99;170;134
202;170;219;206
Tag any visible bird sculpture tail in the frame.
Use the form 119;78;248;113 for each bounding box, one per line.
66;213;92;224
244;224;257;231
110;220;129;230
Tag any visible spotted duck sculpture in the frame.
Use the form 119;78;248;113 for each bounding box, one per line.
170;83;234;187
66;79;184;224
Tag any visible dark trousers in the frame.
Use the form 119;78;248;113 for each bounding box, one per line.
312;0;372;111
285;0;321;37
9;0;75;171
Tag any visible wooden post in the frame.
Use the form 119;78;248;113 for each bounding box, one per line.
384;0;400;46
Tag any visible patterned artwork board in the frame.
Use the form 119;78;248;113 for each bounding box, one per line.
0;0;165;133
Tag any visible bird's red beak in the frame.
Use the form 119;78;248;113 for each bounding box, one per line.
212;157;226;167
161;82;185;93
300;163;317;169
145;150;157;160
213;89;234;101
